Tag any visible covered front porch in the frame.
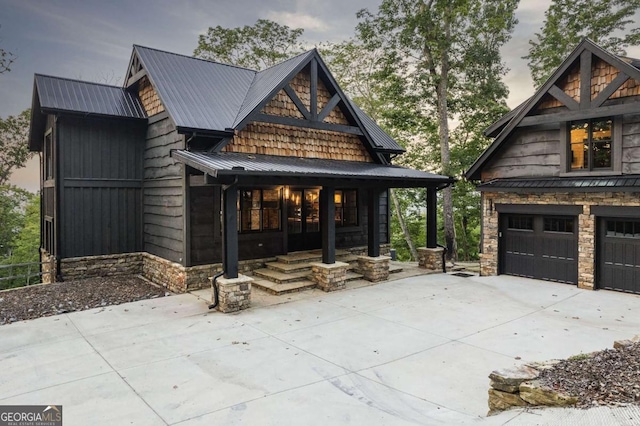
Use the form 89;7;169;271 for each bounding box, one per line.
173;150;454;312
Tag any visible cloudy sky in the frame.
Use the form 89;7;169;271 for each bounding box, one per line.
2;0;639;192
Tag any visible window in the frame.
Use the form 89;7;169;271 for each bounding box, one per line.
238;188;281;232
44;217;54;254
507;216;533;231
544;217;574;233
606;220;640;238
335;190;358;227
570;118;612;171
44;130;54;180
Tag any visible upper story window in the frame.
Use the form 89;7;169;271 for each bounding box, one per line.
44;130;54;180
569;118;612;171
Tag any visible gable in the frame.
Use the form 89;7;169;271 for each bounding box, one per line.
467;39;640;180
138;76;165;116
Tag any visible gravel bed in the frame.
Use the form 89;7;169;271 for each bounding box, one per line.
538;343;640;408
0;275;167;325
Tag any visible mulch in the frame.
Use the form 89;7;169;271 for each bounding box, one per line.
0;275;167;325
538;343;640;408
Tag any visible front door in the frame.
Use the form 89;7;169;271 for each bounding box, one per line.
287;188;321;252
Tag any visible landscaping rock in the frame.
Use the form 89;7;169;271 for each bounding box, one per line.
488;389;528;413
519;381;578;406
613;339;634;349
489;380;518;393
489;366;540;386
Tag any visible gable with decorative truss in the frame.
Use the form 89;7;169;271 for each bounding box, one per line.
224;58;375;163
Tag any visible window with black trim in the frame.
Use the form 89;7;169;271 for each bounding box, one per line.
569;118;612;171
238;188;281;232
44;130;54;180
606;220;640;238
507;216;533;231
334;189;358;227
544;217;574;233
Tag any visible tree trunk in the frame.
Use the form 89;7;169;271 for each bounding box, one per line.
390;188;419;261
437;9;458;262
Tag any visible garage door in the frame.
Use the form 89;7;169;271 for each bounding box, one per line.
598;218;640;294
500;214;578;284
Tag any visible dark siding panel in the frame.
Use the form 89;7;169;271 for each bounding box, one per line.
58;116;145;257
622;114;640;174
143;116;184;263
190;186;220;265
335;188;389;248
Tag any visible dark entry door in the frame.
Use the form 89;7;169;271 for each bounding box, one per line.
287;188;321;252
598;218;640;294
501;214;578;284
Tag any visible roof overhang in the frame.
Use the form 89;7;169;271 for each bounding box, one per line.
477;176;640;193
172;150;454;189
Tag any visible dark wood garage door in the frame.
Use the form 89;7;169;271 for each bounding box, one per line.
500;214;578;284
598;218;640;294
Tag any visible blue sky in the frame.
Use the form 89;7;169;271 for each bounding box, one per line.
2;0;639;191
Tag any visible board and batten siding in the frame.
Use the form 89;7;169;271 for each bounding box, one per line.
58;116;145;258
481;126;561;181
144;114;185;263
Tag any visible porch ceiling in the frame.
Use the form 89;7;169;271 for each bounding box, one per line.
172;150;454;188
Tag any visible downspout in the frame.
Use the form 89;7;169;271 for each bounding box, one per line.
208;175;239;310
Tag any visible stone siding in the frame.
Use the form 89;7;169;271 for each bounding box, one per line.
481;191;640;289
215;275;253;313
61;253;144;281
310;261;349;292
40;249;57;284
417;247;445;272
357;256;390;282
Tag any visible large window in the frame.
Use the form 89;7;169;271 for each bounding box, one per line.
570;118;612;171
44;130;54;180
334;189;358;227
238;188;281;232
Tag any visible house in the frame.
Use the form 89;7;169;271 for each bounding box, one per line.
466;39;640;295
28;45;453;311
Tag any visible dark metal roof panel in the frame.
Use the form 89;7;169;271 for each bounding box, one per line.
173;150;452;183
135;45;256;132
35;74;146;118
347;99;404;152
478;176;640;192
233;51;315;127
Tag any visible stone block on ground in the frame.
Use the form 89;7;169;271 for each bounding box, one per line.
519;381;578;407
489;366;539;387
488;389;529;414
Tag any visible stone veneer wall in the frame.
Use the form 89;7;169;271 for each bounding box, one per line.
481;191;640;290
40;249;57;284
57;252;275;293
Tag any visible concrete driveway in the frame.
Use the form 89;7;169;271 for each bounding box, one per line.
1;273;639;425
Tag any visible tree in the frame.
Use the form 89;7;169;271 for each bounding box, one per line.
0;25;16;74
525;0;640;88
0;109;31;186
194;19;305;70
356;0;518;261
0;185;31;258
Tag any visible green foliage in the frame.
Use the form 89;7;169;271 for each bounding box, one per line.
194;19;305;70
525;0;640;87
0;190;39;289
0;109;32;186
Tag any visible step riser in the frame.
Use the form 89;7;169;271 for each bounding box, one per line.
254;271;311;284
266;264;312;274
252;282;318;295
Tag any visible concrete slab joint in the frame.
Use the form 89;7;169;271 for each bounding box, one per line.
417;247;444;271
357;255;391;282
309;261;349;292
214;274;253;313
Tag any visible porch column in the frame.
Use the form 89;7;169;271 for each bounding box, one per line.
367;187;381;257
426;187;437;248
320;186;335;264
222;185;239;278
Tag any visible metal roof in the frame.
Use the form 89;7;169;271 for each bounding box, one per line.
172;150;453;186
134;45;256;132
347;99;404;152
35;74;146;118
233;50;316;127
478;176;640;193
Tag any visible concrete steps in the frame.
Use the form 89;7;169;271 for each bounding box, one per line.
389;264;403;274
253;268;311;284
251;278;317;295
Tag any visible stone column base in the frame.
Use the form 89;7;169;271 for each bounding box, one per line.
357;255;391;282
310;261;349;292
417;247;444;271
213;274;253;313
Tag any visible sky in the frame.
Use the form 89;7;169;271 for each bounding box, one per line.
2;0;639;192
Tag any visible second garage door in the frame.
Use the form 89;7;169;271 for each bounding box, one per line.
500;214;578;284
597;218;640;294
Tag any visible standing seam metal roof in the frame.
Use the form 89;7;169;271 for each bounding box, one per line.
35;74;146;118
134;45;256;131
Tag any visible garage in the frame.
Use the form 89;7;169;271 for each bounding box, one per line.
500;214;578;284
597;217;640;294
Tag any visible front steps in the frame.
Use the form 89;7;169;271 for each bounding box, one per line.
252;250;365;295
